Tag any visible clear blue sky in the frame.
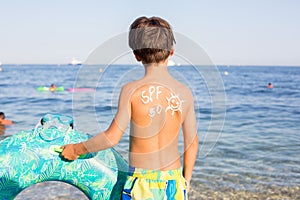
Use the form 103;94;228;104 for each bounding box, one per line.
0;0;299;65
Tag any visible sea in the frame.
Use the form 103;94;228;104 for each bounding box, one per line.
0;64;299;199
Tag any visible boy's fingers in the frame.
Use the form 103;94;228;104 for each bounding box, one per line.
59;145;78;161
60;145;66;150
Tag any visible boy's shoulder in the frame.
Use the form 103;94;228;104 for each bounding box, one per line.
121;79;194;102
121;81;139;93
170;79;194;100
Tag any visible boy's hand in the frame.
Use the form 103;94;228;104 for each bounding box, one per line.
61;144;79;161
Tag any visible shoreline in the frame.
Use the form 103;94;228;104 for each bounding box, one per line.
15;181;300;200
189;184;300;200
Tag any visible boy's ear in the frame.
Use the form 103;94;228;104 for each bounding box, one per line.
169;47;174;57
133;52;142;61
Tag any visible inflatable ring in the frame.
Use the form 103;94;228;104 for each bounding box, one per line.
0;114;128;200
37;86;65;92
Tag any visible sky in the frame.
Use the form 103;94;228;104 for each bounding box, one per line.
0;0;299;66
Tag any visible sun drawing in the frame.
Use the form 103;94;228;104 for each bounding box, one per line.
165;93;183;115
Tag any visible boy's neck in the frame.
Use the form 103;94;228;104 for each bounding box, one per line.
143;60;170;77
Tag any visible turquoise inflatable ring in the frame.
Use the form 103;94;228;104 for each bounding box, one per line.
0;114;128;200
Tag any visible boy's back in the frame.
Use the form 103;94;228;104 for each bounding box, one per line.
120;65;195;171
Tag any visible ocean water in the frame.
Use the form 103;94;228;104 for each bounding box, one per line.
0;64;299;199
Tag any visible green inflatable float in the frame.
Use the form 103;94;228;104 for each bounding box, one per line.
37;86;65;92
0;114;128;200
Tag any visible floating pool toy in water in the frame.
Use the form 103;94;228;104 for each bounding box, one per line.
67;88;95;92
0;114;128;200
37;86;65;92
37;87;95;92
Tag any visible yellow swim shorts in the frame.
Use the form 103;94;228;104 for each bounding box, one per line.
122;166;188;200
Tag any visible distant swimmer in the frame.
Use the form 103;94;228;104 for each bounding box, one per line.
49;83;57;92
267;83;273;89
0;112;13;125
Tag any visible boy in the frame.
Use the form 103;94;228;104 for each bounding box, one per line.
61;16;198;199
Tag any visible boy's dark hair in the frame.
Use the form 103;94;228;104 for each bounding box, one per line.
129;16;175;64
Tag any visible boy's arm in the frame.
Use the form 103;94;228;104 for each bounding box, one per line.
182;94;198;189
61;85;132;160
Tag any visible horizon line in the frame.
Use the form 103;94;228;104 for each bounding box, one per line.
1;63;300;67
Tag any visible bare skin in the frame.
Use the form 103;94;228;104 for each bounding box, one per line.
0;118;13;125
61;56;198;190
